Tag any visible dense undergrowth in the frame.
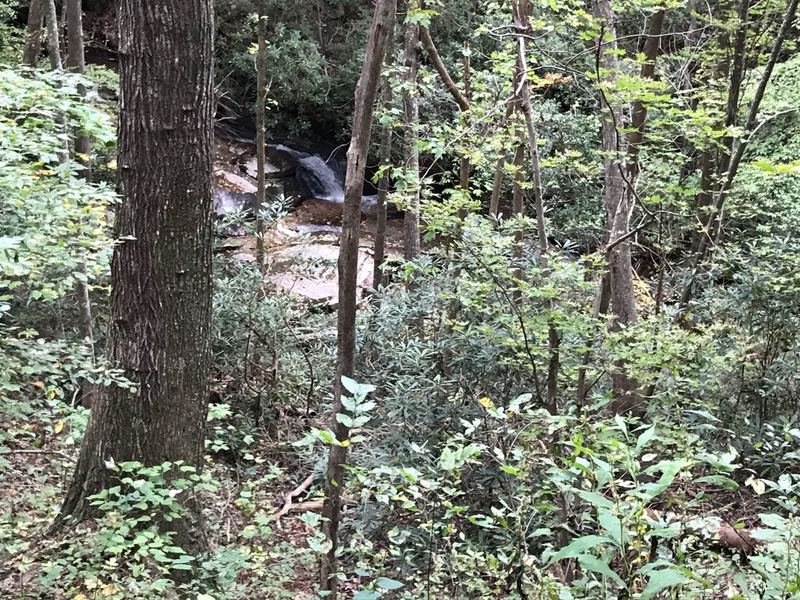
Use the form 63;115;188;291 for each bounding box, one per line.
3;1;800;597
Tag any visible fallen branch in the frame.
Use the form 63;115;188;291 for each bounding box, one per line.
276;473;316;529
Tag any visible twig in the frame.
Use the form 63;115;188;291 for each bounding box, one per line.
276;472;316;529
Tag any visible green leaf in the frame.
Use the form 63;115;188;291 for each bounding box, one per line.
597;508;628;546
639;568;689;599
635;425;656;454
694;475;739;490
576;490;614;510
375;576;404;590
547;535;615;563
577;554;626;588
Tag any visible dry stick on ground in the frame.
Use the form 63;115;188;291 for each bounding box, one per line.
319;0;396;595
276;472;316;529
680;0;800;310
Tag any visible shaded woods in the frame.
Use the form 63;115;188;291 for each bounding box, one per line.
2;0;800;598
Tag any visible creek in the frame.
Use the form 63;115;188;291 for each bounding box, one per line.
213;134;402;304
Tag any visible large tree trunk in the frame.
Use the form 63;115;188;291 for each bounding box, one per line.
592;0;641;414
23;0;46;66
319;0;396;595
402;12;421;260
53;0;215;552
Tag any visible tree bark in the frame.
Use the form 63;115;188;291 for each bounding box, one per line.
65;0;90;159
419;25;472;194
255;13;268;272
23;0;46;67
53;0;215;554
489;102;516;217
373;39;396;292
319;0;396;595
513;0;559;412
627;9;665;179
691;0;747;252
419;26;469;112
402;12;421;260
592;0;641;414
63;0;95;351
44;0;62;71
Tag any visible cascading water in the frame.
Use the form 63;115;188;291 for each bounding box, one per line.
273;144;344;202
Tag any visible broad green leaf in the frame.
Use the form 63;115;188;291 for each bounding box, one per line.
547;535;615;563
597;508;628;546
577;490;614;510
577;554;626;588
639;567;689;599
635;425;656;454
694;475;739;490
375;577;404;590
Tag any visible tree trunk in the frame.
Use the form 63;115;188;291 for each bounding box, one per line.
592;0;641;414
65;0;96;404
420;25;472;194
513;0;559;412
23;0;46;67
53;0;215;554
373;42;396;292
691;0;747;252
627;9;665;179
44;0;62;71
255;13;268;272
681;0;800;308
489;103;515;217
65;0;90;160
319;0;396;595
402;12;421;260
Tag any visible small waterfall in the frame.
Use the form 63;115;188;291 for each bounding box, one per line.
297;155;345;202
273;144;345;203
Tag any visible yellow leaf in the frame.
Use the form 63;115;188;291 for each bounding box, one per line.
33;381;45;389
73;594;89;600
102;584;118;596
479;397;495;409
106;159;117;170
53;420;65;434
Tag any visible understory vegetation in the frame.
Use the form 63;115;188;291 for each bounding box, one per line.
3;0;800;598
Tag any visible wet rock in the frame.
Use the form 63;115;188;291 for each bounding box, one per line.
216;169;257;194
268;243;373;305
213;190;257;216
